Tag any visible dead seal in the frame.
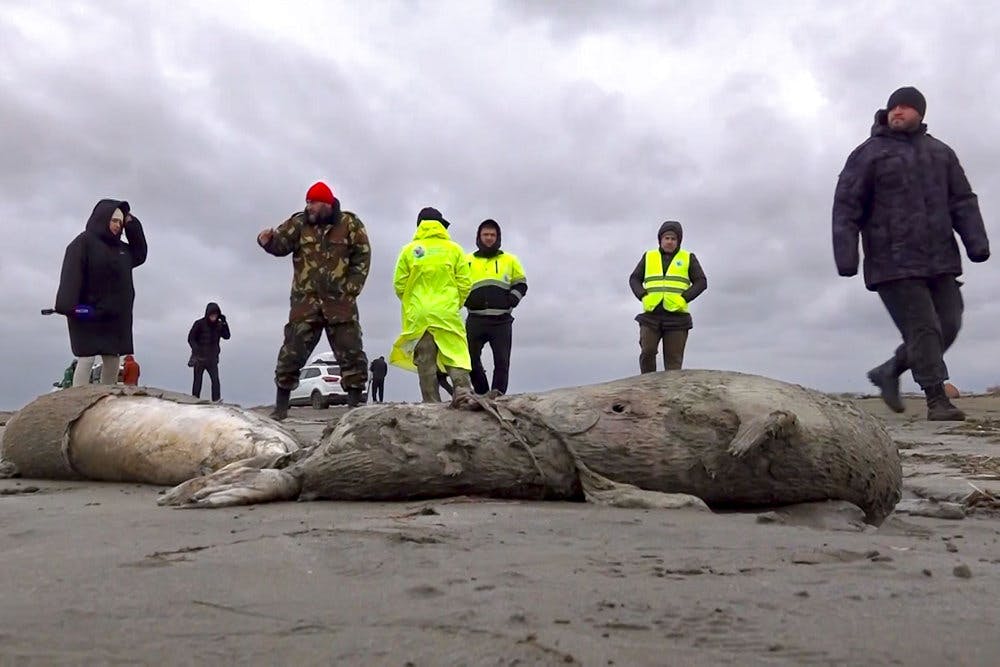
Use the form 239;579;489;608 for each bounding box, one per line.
160;370;902;524
0;385;299;485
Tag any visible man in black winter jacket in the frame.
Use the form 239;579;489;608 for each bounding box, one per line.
628;220;707;372
188;302;231;402
833;86;990;421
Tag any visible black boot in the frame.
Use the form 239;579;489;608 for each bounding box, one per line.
924;383;965;421
270;387;291;421
867;360;904;414
347;388;364;408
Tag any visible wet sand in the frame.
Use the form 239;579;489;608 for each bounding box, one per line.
1;395;999;665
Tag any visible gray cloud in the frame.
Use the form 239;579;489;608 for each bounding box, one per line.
1;0;998;411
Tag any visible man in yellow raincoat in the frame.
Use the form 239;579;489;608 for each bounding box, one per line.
391;207;473;402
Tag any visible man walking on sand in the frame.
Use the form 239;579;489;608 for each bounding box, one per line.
258;182;371;420
833;86;990;421
628;220;707;373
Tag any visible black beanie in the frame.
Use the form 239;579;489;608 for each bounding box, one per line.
886;86;926;117
417;206;450;229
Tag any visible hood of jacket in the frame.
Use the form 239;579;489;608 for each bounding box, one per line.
413;219;452;241
204;302;222;318
657;220;683;247
870;108;927;139
86;199;130;244
474;219;502;257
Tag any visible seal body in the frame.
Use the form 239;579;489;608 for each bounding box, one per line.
162;371;902;523
1;386;299;485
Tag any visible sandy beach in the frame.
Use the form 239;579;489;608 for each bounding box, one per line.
1;394;999;666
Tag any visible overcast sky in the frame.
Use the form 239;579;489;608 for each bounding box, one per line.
1;0;997;410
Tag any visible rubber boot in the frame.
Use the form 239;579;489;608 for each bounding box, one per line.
447;367;473;407
418;368;442;403
270;387;291;421
347;388;364;408
924;383;965;421
866;359;904;414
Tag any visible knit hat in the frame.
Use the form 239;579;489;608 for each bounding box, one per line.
886;86;926;117
417;206;450;229
305;182;335;205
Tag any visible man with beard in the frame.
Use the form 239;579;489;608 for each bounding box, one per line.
464;219;528;396
833;86;990;421
628;220;707;373
258;182;371;420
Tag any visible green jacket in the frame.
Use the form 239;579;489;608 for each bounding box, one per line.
262;210;371;323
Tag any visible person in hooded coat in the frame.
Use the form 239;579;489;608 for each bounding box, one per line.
55;199;147;387
390;207;473;402
187;302;231;402
833;86;990;421
464;219;528;396
628;220;707;373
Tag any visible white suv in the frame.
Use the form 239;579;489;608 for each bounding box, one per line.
290;363;346;409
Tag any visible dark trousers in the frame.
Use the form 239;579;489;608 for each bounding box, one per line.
371;378;385;402
876;276;963;390
193;361;221;401
639;324;689;373
467;316;513;395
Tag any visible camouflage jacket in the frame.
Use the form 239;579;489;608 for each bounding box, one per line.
262;210;371;323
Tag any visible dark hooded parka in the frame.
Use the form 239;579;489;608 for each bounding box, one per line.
55;199;147;356
628;220;707;330
833;109;989;289
188;302;231;364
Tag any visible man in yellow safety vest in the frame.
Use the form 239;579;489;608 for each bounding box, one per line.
628;220;707;373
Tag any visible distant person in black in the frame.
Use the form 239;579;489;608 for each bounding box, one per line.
369;355;388;403
188;302;231;402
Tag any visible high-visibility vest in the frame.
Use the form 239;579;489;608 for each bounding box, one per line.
642;248;691;313
465;252;527;316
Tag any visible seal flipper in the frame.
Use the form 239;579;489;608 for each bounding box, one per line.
727;410;798;459
159;459;301;508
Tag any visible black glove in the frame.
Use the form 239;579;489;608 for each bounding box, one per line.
969;250;990;263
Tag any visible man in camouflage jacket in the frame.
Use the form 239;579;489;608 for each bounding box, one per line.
258;181;371;419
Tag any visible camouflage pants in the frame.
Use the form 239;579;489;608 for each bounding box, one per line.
414;331;470;403
275;316;368;391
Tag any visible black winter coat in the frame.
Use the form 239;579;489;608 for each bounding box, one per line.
188;302;231;363
832;110;990;290
55;199;147;356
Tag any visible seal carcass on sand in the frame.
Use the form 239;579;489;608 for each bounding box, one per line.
0;385;299;485
160;370;903;524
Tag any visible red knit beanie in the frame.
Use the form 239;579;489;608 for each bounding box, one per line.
305;181;335;205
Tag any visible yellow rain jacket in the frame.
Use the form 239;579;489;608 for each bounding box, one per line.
390;220;472;372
